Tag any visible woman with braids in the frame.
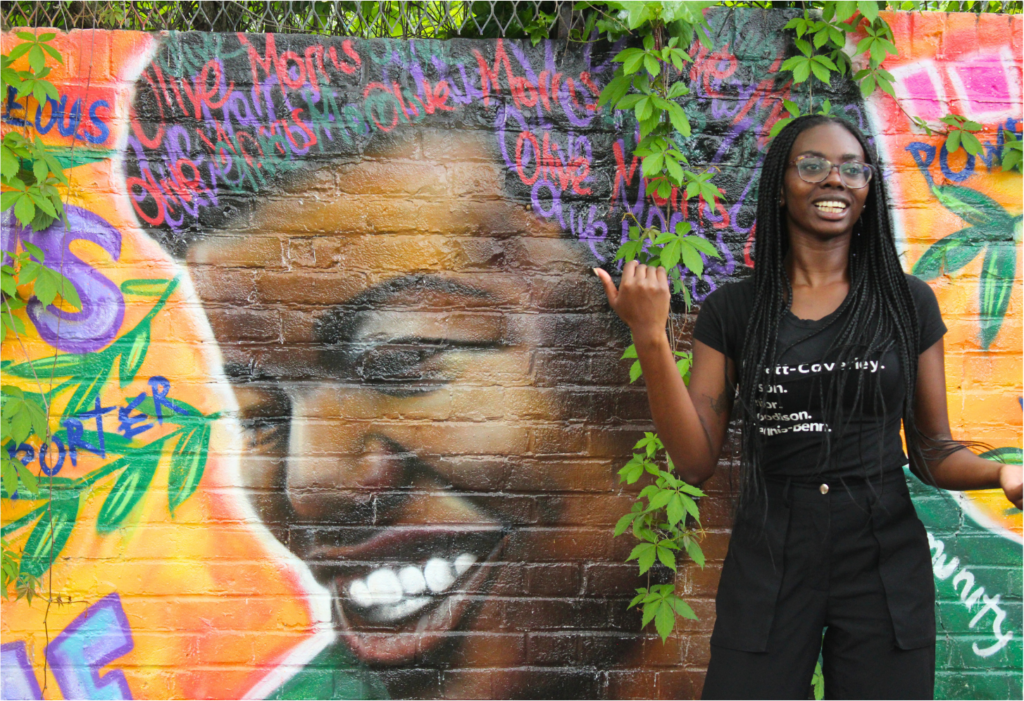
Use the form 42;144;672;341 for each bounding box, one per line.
595;114;1023;700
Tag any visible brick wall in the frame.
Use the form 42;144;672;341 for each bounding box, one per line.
1;8;1020;699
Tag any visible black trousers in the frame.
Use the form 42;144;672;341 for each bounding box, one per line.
703;475;935;700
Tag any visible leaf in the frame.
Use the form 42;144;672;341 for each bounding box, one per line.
668;106;691;137
911;226;985;280
117;326;151;387
42;43;63;65
978;243;1015;350
647;489;673;511
623;52;645;75
33;269;56;307
53;272;81;310
960;131;984;157
16;462;38;494
614;511;637;537
638;543;657;573
13;194;35;226
930;185;1011;229
945;129;961;155
793;61;811;84
679;493;701;523
28;190;57;218
666;495;686;526
657;544;676;571
96;450;162;533
2;459;17;496
654;600;676;641
683;537;706;568
858;0;880;22
23;394;49;440
660;239;682;269
642;152;664;177
629;360;643;384
684;235;720;258
641;600;659;628
2;352;89;379
627;541;652;562
643;53;660;78
770;117;795;139
810;61;832;84
63;355;114;418
680;240;704;278
668;595;698;619
18;492;79;581
167;422;210;516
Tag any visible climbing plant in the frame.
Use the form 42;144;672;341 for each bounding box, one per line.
581;0;725;644
0;31;82;601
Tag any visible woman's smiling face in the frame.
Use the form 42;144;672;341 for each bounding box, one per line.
780;122;871;242
187;131;639;696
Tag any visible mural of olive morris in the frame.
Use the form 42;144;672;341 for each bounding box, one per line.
0;8;1020;701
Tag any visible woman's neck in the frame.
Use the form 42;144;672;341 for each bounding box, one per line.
784;230;851;288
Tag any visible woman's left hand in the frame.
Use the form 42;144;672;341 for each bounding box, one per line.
999;462;1023;510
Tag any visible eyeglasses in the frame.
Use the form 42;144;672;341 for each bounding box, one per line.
789;156;874;189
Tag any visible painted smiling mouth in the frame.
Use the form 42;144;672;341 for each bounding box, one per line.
814;199;849;214
305;524;507;663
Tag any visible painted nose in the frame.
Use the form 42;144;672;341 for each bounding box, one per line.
286;420;408;521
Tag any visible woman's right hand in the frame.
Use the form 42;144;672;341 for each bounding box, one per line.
594;261;670;345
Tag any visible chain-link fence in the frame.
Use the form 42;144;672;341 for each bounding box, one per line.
0;1;570;38
2;1;1020;38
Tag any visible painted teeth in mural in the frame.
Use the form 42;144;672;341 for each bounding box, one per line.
1;7;1020;701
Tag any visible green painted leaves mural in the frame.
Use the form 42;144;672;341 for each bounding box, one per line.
1;277;219;581
912;185;1021;350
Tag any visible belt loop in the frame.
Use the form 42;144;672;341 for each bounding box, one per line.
783;477;793;508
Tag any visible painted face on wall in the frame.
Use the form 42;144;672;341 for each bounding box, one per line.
186;130;643;698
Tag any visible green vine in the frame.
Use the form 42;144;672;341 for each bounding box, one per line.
1;31;80;601
584;1;727;645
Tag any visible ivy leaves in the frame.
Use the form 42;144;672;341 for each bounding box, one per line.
630;584;698;643
1001;129;1022;172
613;221;722;307
940;115;985;157
615;432;705;642
781;1;897;93
1;33;67;232
912;185;1020;349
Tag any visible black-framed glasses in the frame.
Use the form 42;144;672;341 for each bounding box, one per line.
789;156;874;189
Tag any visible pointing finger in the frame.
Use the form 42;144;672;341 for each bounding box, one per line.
593;268;618;307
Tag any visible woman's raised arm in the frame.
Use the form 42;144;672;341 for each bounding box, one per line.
595;261;734;485
911;337;1023;508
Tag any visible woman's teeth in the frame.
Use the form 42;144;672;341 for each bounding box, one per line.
814;200;848;214
346;553;478;622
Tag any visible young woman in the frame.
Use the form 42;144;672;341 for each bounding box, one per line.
595;114;1023;700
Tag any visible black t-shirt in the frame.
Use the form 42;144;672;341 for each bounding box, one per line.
693;274;947;479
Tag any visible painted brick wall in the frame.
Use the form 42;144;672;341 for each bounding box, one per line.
1;8;1020;700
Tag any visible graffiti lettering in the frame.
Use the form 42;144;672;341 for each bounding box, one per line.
2;88;112;145
1;207;125;353
928;531;1014;657
46;593;135;700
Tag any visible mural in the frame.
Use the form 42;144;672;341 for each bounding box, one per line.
1;8;1020;700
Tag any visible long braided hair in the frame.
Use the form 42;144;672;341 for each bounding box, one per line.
736;114;939;511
